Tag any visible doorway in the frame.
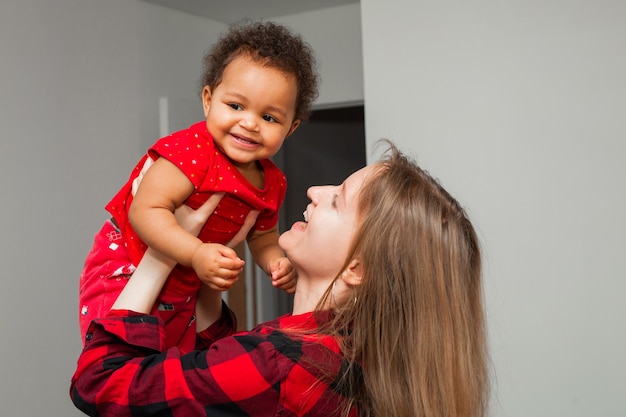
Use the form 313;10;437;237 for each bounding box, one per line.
277;105;367;231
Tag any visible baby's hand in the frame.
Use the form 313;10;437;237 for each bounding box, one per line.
268;257;297;294
191;243;245;291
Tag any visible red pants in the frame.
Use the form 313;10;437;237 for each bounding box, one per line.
78;220;200;353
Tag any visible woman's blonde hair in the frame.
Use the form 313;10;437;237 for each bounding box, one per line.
322;141;489;417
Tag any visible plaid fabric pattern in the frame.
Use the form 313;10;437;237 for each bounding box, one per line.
71;308;356;417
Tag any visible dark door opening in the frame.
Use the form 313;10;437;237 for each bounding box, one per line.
275;105;366;232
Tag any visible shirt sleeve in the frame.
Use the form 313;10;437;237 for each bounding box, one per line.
148;130;210;190
70;310;284;417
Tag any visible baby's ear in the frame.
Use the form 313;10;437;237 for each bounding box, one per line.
341;258;363;287
286;119;301;138
202;86;212;117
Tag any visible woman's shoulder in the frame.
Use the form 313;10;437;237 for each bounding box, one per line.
239;312;343;360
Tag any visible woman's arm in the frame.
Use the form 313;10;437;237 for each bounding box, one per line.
113;192;257;338
112;192;226;313
71;321;285;417
71;197;276;417
111;247;176;313
195;208;259;331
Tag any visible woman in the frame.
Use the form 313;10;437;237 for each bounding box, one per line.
70;142;490;417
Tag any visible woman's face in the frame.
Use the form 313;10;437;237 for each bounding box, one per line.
279;164;378;279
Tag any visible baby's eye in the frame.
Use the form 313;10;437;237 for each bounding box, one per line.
263;114;277;123
229;103;242;110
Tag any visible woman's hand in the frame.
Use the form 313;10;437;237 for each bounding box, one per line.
174;193;225;236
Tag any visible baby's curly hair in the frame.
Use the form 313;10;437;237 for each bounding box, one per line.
199;21;319;122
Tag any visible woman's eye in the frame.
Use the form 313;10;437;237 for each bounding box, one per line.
229;103;242;110
263;115;277;123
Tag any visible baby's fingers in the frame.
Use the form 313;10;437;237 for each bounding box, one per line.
272;274;297;294
205;276;239;292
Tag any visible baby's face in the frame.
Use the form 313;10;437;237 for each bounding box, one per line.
202;55;300;170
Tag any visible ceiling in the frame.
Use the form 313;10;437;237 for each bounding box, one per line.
140;0;359;24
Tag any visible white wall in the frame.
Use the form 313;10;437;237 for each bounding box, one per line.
1;2;139;416
0;1;221;416
275;3;364;109
0;1;363;416
361;1;626;416
136;5;226;149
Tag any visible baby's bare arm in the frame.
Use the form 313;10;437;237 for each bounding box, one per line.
247;226;284;275
129;157;201;266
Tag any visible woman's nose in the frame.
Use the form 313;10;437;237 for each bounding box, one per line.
306;186;319;204
307;185;330;205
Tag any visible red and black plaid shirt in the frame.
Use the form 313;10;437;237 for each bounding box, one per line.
71;306;357;416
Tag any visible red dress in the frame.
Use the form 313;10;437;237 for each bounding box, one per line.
78;121;286;352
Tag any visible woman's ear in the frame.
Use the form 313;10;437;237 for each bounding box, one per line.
341;258;363;287
202;86;212;117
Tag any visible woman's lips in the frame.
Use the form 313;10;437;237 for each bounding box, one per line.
291;221;307;231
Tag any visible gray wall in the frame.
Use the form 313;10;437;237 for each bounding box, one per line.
0;1;362;416
361;1;626;416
